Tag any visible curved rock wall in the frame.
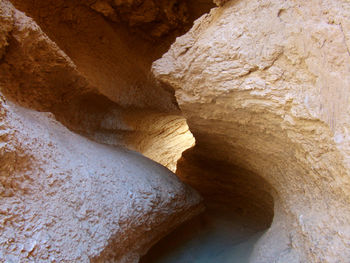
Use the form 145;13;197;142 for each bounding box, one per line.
1;0;200;171
3;0;350;261
153;0;350;262
0;0;203;261
9;0;178;111
0;91;202;262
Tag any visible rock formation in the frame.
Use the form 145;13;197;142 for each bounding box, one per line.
2;0;199;171
1;0;350;262
0;0;203;261
0;91;202;262
88;0;189;38
153;0;350;262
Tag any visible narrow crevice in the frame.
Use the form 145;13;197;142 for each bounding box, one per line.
3;0;349;262
141;148;274;263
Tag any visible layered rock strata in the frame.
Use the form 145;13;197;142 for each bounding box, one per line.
153;0;350;262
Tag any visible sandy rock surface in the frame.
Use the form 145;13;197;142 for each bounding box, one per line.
88;0;189;37
153;0;350;262
0;1;202;262
3;0;350;261
0;0;196;172
0;93;202;262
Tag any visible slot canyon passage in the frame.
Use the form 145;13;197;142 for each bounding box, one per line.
1;0;350;262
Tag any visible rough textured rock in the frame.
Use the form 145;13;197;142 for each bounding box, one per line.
153;0;350;262
88;0;189;38
0;1;13;59
1;0;196;172
0;93;202;262
9;0;214;111
52;96;195;172
122;111;195;172
5;0;350;261
0;1;203;261
213;0;229;7
86;0;215;38
9;0;178;111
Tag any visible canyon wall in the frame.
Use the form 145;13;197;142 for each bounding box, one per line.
2;0;350;262
5;0;205;171
0;91;202;262
0;0;203;261
153;0;350;262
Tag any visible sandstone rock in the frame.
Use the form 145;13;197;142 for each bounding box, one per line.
87;0;189;37
153;0;350;262
122;111;195;172
1;0;195;172
213;0;229;7
0;2;92;112
0;93;202;262
0;0;13;59
9;0;178;112
0;1;202;261
7;0;350;261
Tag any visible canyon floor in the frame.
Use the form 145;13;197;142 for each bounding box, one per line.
141;201;266;263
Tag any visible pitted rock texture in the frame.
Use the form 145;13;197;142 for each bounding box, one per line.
9;0;214;112
9;0;178;112
153;0;350;262
1;0;195;172
88;0;189;38
0;1;203;262
0;93;202;262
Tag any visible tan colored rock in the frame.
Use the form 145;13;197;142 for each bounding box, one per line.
0;1;202;261
153;0;350;262
213;0;229;7
1;0;195;172
10;0;178;112
122;111;195;172
0;0;13;59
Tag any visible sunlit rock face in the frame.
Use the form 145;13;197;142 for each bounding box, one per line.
2;0;350;261
0;1;202;261
0;0;199;172
153;0;350;262
5;0;206;172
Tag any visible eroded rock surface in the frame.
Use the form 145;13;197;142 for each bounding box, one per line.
153;0;350;262
0;92;202;262
0;1;202;262
88;0;189;38
3;0;350;261
1;0;196;171
9;0;178;111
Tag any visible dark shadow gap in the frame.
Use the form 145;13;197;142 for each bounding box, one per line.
141;147;274;263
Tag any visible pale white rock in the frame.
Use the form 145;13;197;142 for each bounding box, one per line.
0;93;202;262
